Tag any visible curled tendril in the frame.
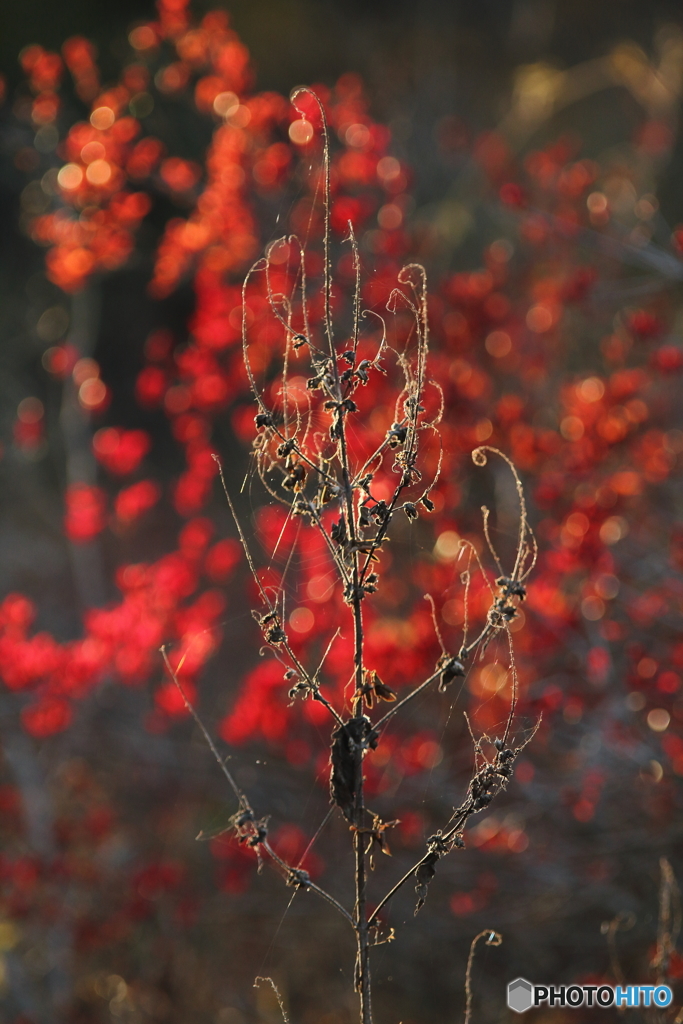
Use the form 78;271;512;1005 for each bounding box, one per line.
471;444;530;582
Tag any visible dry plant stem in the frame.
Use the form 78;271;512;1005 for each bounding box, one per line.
160;649;354;929
606;862;682;1021
160;646;248;812
602;911;635;988
214;428;531;1019
214;457;344;729
464;930;503;1024
367;454;537;929
346;266;373;1024
367;710;540;928
254;977;289;1024
373;669;442;731
352;586;372;1024
207;86;535;1023
290;89;373;1022
653;857;681;985
237;79;375;1008
291;91;334;362
220;463;372;1010
262;839;355;927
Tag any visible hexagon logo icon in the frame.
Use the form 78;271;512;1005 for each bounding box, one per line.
508;977;533;1013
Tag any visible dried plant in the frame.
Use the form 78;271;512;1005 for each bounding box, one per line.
160;88;537;1023
602;858;683;1022
463;930;503;1024
7;7;683;1020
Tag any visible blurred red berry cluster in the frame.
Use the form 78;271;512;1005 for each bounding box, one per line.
10;0;683;850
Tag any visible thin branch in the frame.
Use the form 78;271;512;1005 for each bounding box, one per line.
602;911;635;987
262;840;356;928
368;717;541;927
214;456;343;727
464;930;502;1024
346;221;362;357
373;669;442;731
297;807;334;868
471;446;529;582
160;646;248;811
314;628;342;682
425;593;447;655
481;505;504;577
241;258;271;415
502;628;519;748
160;647;354;929
652;857;681;985
291;88;334;360
214;455;276;613
254;978;290;1024
367;859;422;928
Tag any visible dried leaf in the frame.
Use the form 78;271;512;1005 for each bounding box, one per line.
370;671;396;703
330;718;371;821
414;851;439;915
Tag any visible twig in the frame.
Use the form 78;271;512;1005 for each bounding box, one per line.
601;911;635;987
291;88;334;360
213;456;344;728
160;649;353;928
368;717;540;927
373;670;442;731
160;646;248;812
652;857;681;985
464;930;502;1024
254;976;290;1024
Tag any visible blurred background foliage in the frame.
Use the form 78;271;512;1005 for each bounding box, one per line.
2;2;683;1024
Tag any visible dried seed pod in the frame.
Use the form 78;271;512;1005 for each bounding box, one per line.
496;576;527;600
355;359;372;383
277;438;297;457
437;654;465;692
387;422;407;447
